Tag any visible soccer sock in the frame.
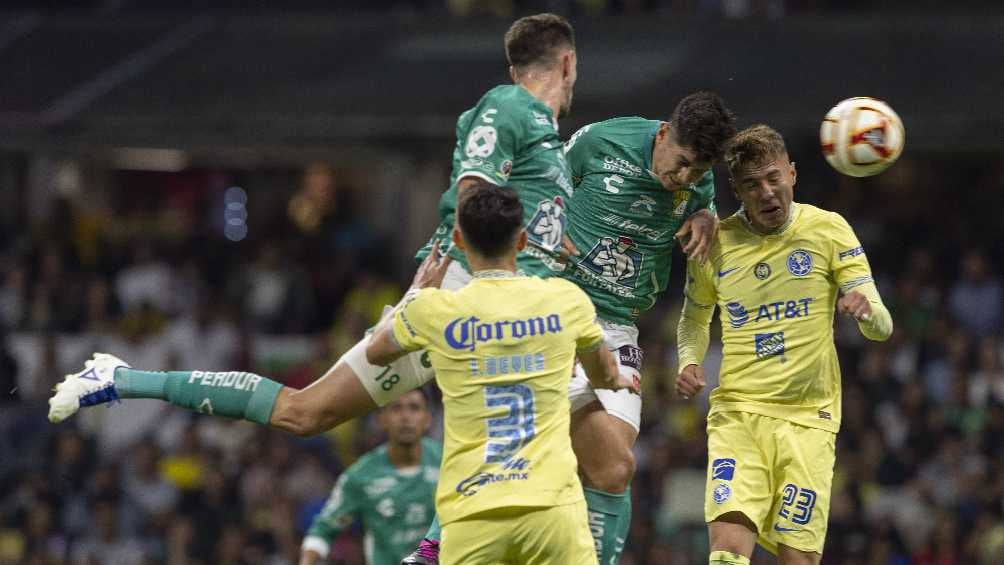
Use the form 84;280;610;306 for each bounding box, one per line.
709;550;750;565
584;487;629;564
422;514;442;543
613;485;632;556
114;368;282;425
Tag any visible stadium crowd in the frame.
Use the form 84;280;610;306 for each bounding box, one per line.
1;150;1003;564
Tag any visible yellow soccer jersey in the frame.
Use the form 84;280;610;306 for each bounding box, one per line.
392;273;604;526
679;203;891;433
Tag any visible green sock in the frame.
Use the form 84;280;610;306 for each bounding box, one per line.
709;550;750;565
114;368;282;425
614;486;632;556
423;514;442;542
584;487;629;565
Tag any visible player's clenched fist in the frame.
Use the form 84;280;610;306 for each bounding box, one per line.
676;364;705;399
837;290;872;322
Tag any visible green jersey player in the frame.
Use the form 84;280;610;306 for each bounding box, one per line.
300;390;440;565
562;92;736;564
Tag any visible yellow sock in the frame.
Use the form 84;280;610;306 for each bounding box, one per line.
709;550;751;565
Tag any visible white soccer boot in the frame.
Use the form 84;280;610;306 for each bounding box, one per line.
48;353;130;423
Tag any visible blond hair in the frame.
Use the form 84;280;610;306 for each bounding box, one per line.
725;124;788;179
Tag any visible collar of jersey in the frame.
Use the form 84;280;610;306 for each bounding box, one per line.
473;269;518;279
514;84;558;132
737;202;800;236
642;120;660;174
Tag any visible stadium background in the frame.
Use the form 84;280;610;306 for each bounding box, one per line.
1;1;1003;563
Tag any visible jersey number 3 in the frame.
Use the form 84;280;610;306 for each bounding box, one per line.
484;384;536;463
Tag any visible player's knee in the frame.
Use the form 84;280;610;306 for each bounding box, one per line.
587;447;635;493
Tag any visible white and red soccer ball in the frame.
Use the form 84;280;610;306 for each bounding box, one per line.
820;97;905;177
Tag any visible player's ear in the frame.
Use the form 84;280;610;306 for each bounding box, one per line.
515;229;528;251
452;226;465;251
655;122;670;144
789;160;797;187
562;50;576;80
509;65;518;83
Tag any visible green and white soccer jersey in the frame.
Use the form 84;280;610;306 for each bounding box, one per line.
562;117;716;324
303;438;442;565
415;84;574;277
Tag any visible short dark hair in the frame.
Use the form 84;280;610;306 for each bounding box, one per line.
457;180;523;259
669;91;737;164
725;124;788;179
504;13;575;71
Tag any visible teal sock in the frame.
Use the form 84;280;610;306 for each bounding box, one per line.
584;487;630;564
614;486;632;556
114;368;282;425
423;514;442;542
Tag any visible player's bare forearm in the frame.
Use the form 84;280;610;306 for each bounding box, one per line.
270;362;378;436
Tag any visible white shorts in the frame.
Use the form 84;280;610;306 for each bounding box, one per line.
342;261;472;406
569;321;643;432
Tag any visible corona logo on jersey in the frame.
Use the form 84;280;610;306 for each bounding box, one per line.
526;196;566;252
444;315;563;351
725;298;815;329
580;235;643;289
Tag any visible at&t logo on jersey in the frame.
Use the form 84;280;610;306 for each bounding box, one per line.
787;249;813;276
580;235;643;289
527;196;566;252
726;302;750;329
724;298;814;328
444;315;563;351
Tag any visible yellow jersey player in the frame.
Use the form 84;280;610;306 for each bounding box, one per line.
366;181;638;565
675;125;893;565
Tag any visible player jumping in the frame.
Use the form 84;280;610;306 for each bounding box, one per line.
365;181;637;563
557;91;737;563
675;125;893;565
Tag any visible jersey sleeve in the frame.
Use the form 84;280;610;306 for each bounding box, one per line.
303;473;361;557
392;289;436;352
691;171;717;215
456;97;523;186
568;284;604;351
563;123;597;185
677;257;717;367
827;212;893;340
827;212;873;292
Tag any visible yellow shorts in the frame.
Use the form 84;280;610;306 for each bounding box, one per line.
704;410;835;555
440;500;597;565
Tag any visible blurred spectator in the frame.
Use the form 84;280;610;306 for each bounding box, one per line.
115;240;175;316
69;499;149;565
969;335;1004;408
949;250;1003;338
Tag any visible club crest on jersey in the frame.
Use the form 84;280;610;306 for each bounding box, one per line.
713;483;732;504
630;195;657;217
580;235;643;289
755;262;771;280
526;196;566;253
786;250;813;276
672;191;692;216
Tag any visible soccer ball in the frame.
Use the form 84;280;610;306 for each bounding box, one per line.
820;97;905;177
